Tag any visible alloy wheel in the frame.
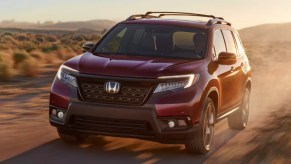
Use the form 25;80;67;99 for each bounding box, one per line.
242;89;250;127
203;102;215;150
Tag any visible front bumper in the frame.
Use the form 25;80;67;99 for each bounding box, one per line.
50;102;200;144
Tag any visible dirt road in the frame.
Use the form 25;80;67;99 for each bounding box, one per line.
1;47;291;163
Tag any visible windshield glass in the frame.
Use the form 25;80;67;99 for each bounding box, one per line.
94;24;208;59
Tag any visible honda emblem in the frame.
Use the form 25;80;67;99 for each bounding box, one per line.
104;81;121;94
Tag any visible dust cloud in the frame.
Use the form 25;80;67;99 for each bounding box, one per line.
247;42;291;118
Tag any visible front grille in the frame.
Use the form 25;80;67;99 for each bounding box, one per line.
78;78;153;105
69;115;154;137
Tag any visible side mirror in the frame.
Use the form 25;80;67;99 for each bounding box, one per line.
218;52;237;65
82;42;95;53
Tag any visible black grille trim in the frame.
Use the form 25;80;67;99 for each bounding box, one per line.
77;77;154;106
69;115;154;137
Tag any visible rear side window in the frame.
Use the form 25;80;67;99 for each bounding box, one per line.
222;30;237;54
233;33;245;57
213;30;226;60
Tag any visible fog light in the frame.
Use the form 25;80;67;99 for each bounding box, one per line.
168;121;175;128
52;109;57;116
57;111;64;119
178;119;187;126
186;116;191;121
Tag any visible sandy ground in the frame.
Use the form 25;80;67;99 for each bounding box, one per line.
1;44;291;163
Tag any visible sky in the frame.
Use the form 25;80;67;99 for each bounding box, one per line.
0;0;291;29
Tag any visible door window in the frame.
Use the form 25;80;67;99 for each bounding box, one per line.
213;30;226;60
222;30;237;54
234;33;245;57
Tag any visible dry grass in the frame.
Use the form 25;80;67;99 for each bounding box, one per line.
19;58;41;77
242;104;291;163
0;51;14;80
12;50;30;67
0;30;99;80
0;62;14;80
30;50;45;60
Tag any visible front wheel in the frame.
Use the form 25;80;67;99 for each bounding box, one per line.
185;97;215;154
228;88;250;130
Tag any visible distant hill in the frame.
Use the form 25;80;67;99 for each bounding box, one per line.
0;19;116;31
239;22;291;42
43;19;116;31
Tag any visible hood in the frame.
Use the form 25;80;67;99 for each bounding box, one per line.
64;52;205;78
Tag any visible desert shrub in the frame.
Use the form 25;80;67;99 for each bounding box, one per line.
0;53;14;80
0;62;13;80
20;58;41;77
44;53;57;64
21;41;37;52
67;46;81;55
55;48;67;60
13;50;30;66
35;37;44;43
52;44;59;50
70;40;80;45
0;51;14;67
60;34;74;44
65;52;77;60
16;34;29;41
45;35;58;42
42;44;59;53
2;32;13;37
54;47;77;60
90;34;101;41
72;34;85;42
1;35;16;42
30;51;45;60
60;38;71;44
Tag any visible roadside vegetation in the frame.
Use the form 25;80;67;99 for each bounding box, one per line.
0;30;101;80
240;102;291;163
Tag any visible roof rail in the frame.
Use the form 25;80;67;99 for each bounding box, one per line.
126;14;158;21
145;11;216;19
207;18;231;26
126;11;231;26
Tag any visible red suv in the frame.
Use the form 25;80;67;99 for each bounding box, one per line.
49;12;252;154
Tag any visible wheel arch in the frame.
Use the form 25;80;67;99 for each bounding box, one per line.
198;78;220;121
245;77;252;91
205;87;219;118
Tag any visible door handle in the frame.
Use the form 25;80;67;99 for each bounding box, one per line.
230;66;235;72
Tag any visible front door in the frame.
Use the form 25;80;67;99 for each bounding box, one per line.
220;29;244;110
212;29;243;113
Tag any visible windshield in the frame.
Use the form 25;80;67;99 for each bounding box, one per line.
94;24;208;59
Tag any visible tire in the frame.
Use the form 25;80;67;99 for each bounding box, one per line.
185;97;215;154
57;128;86;143
228;88;250;130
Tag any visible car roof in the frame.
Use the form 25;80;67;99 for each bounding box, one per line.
122;18;210;29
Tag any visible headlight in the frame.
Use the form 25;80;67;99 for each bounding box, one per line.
154;74;199;93
57;65;78;87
